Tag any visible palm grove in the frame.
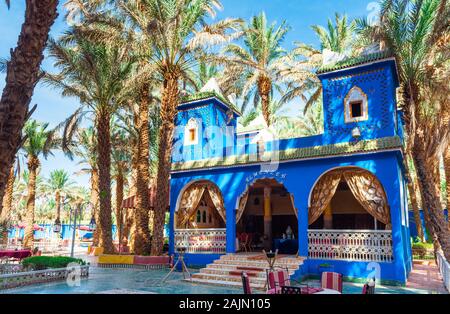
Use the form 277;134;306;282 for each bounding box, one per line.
0;0;448;260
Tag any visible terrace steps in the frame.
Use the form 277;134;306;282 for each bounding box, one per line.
188;253;305;290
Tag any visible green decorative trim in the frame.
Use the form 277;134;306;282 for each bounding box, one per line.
172;136;403;172
180;91;241;115
317;51;393;75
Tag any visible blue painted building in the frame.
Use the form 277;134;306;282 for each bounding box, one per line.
169;52;412;284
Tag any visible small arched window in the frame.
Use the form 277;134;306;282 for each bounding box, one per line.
196;210;201;223
184;118;199;146
202;210;207;223
344;86;368;123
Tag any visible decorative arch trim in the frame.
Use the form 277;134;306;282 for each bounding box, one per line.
308;167;391;228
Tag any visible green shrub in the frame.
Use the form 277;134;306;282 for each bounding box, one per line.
412;242;427;258
22;256;86;271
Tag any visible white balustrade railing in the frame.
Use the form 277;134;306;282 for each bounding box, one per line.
436;250;450;292
0;265;89;290
174;228;226;254
308;229;393;262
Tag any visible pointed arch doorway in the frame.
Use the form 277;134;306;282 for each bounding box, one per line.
236;179;298;254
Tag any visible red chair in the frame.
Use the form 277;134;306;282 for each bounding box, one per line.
362;278;375;294
266;269;290;294
321;272;343;293
241;272;252;294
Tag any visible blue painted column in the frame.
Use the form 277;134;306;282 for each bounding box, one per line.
380;162;407;283
225;201;236;253
297;198;309;257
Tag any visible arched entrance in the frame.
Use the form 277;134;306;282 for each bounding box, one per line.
236;179;298;254
307;167;393;262
174;180;227;254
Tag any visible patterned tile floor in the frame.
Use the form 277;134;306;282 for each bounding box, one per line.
1;265;447;294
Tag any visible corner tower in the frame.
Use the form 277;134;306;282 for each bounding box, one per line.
317;51;401;145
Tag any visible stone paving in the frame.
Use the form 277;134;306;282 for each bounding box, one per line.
406;260;447;294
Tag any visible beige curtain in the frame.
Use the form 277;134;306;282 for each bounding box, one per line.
343;170;391;229
308;171;342;225
177;185;206;228
288;194;298;218
236;191;249;224
205;183;227;223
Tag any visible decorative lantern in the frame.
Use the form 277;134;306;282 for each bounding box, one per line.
89;216;96;231
53;219;62;233
351;127;361;139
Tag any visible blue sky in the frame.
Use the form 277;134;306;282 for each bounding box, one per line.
0;0;376;187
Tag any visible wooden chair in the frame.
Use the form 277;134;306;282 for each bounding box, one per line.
321;271;343;293
241;272;252;294
239;233;250;252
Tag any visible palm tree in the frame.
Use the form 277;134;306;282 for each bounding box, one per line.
0;164;15;245
356;0;450;259
0;1;58;211
312;13;355;53
44;170;76;225
44;28;136;253
117;0;242;255
111;122;132;252
21;120;58;248
217;12;289;126
280;13;355;114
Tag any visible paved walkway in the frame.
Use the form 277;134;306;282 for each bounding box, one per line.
407;260;447;293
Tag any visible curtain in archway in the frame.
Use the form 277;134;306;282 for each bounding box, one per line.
308;171;342;225
177;185;207;228
288;194;298;218
205;183;227;223
343;170;391;229
236;191;249;224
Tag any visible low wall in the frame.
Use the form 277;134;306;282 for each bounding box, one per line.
436;251;450;292
0;265;89;290
303;259;405;285
97;255;171;270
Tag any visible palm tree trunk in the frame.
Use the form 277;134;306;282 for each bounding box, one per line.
125;142;139;252
444;145;450;225
151;74;179;256
413;142;450;261
132;85;151;255
90;168;101;247
23;155;39;248
96;107;114;253
0;1;58;211
55;191;61;223
405;151;424;241
115;166;124;253
0;166;15;246
257;75;272;127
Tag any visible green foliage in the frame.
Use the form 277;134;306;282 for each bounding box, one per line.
21;256;86;270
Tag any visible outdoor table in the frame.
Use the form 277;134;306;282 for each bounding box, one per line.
313;288;342;294
0;249;32;260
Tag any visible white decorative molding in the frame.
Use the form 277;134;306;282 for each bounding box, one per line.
184;118;199;146
308;229;393;262
344;86;369;123
174;228;226;254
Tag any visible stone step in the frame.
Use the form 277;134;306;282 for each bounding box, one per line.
187;277;255;290
214;259;302;269
200;268;296;279
188;254;305;291
207;263;300;273
200;268;271;278
191;273;267;288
